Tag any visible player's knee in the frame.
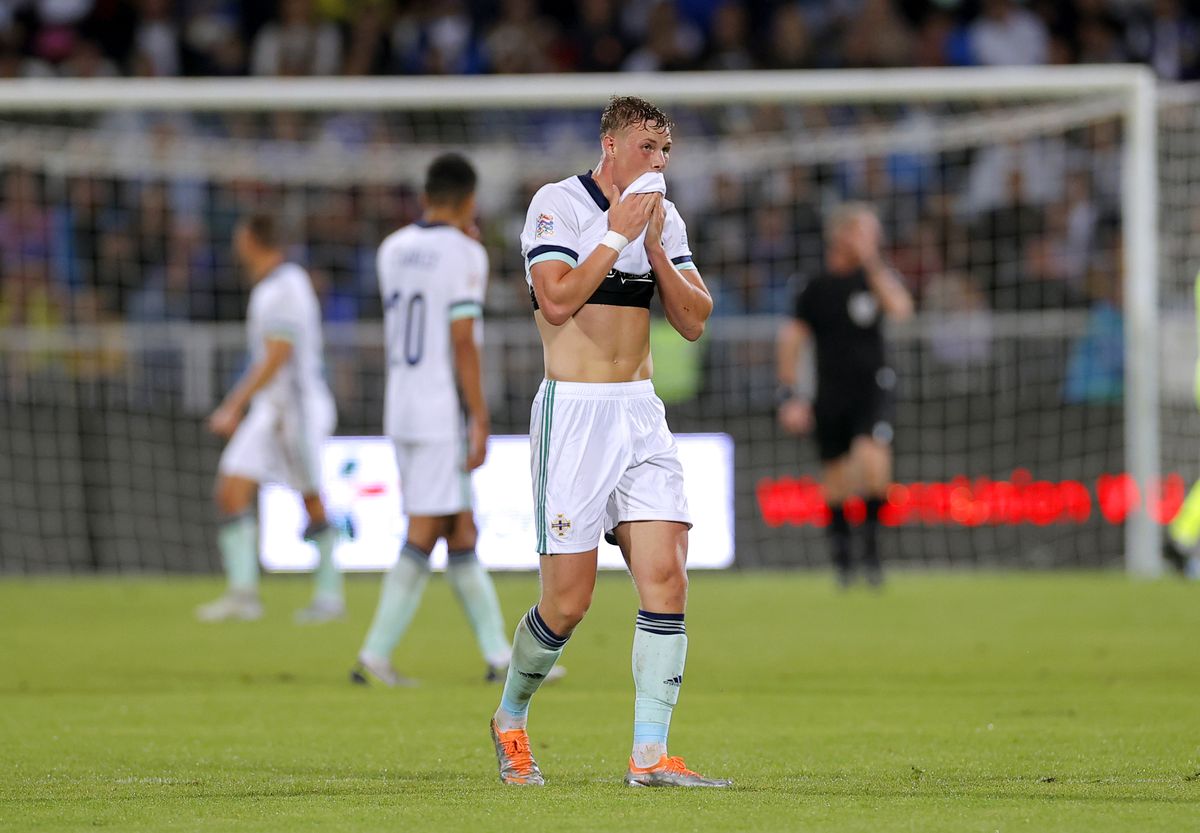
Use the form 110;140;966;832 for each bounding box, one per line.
214;479;250;517
647;565;688;609
542;590;592;633
445;515;477;551
302;494;327;527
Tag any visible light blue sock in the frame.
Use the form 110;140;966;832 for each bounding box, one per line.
447;549;510;667
306;523;343;604
494;606;568;731
360;543;430;660
631;610;688;768
218;514;259;594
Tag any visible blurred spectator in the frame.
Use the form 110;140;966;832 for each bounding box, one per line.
389;1;479;75
1064;254;1124;404
968;0;1049;66
764;4;810;69
968;168;1047;310
747;202;800;313
703;1;752;71
250;0;341;76
128;217;215;321
1077;9;1127;64
923;269;994;372
569;0;627;72
622;1;703;72
60;36;118;76
1126;0;1200;80
0;169;56;288
482;0;559;74
841;0;914;68
132;0;180;77
182;1;246;76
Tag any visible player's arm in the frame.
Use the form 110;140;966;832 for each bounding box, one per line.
847;210;913;322
451;316;490;471
776;317;814;435
863;257;914;322
646;198;712;342
208;337;292;437
645;198;711;342
531;188;658;325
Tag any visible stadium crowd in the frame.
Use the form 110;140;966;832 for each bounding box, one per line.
1;1;1197;80
0;0;1167;332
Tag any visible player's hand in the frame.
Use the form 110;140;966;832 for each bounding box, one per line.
465;415;489;471
208;403;242;438
604;182;656;241
778;399;813;436
643;195;666;255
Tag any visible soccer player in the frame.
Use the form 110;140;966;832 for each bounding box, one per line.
489;96;730;788
199;214;342;623
776;203;913;588
351;153;536;686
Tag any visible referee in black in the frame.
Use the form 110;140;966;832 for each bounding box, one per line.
776;203;913;587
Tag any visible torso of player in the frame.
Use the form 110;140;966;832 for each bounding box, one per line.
535;305;653;383
377;222;488;440
522;174;695;384
246;262;331;411
793;268;888;393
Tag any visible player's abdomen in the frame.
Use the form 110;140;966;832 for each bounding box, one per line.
537;305;653;383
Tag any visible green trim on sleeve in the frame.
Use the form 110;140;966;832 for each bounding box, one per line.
529;251;579;269
449;301;484;321
263;326;297;344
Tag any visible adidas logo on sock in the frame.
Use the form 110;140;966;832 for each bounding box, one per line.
663;675;683;687
519;670;546;680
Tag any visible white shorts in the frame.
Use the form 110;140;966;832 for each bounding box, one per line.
392;436;472;517
218;396;335;494
530;379;691;554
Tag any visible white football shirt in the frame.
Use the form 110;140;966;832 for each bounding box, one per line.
377;221;488;440
519;171;695;308
245;262;333;411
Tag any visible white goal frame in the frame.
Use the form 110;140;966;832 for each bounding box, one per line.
0;65;1161;576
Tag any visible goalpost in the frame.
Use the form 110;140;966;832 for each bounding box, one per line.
0;66;1163;576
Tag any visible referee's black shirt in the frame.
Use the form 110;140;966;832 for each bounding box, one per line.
791;268;887;398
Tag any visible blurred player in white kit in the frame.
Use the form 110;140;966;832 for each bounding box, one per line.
351;153;557;687
199;214;343;623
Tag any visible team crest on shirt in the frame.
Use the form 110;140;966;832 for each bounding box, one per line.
535;213;555;238
847;291;880;327
550;514;572;538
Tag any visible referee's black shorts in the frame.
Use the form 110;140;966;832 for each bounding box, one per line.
813;368;896;463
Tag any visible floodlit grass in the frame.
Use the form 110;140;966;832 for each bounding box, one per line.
1;571;1197;832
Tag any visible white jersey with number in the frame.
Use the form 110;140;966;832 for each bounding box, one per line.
377;221;488;441
246;262;333;411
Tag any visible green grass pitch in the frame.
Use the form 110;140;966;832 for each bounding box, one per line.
1;571;1198;832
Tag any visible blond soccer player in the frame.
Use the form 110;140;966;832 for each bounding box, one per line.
489;96;730;788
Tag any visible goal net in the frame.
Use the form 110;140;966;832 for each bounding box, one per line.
0;69;1171;574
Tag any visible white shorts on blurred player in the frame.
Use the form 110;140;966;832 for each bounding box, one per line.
219;396;335;495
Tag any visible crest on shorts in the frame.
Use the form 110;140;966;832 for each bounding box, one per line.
550;514;572;538
535;213;555;238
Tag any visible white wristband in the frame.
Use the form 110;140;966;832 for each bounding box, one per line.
600;230;629;254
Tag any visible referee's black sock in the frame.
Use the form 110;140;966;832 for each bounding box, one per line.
863;497;885;580
827;504;852;578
